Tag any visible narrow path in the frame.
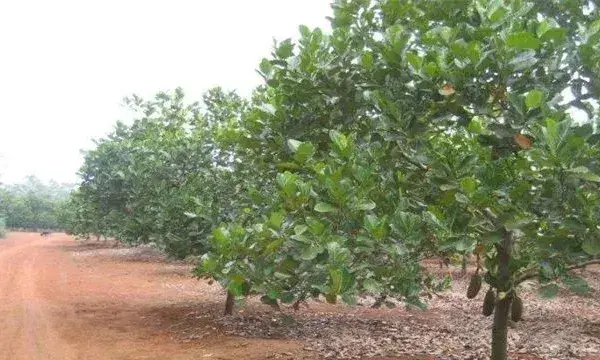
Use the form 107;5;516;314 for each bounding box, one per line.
0;234;76;359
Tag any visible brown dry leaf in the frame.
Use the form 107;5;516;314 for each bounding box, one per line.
439;83;456;96
514;133;532;149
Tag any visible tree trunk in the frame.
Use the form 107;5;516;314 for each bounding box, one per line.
461;253;468;275
490;230;514;360
224;291;235;315
491;292;512;360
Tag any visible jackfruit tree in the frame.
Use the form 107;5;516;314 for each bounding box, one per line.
65;1;599;359
197;1;599;359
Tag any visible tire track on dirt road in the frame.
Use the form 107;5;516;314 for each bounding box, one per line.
0;233;310;360
0;234;77;360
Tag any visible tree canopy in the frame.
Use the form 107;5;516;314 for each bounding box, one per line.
64;1;600;359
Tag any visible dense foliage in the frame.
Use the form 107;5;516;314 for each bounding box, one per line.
0;176;74;231
65;1;599;359
0;216;5;238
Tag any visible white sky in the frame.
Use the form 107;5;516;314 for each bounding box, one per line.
0;0;331;184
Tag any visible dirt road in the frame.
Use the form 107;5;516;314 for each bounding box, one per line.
0;232;307;360
1;232;598;360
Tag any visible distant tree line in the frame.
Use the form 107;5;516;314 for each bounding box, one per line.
0;175;75;232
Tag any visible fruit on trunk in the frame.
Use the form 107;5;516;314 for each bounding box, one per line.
467;274;482;299
511;294;523;322
325;293;337;304
482;288;495;316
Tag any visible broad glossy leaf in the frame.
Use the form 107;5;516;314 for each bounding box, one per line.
329;130;349;152
509;50;538;71
301;245;322;260
293;142;316;163
506;32;541;50
567;167;600;183
268;211;285;230
275;39;294;59
287;139;303;153
314;202;337;213
582;237;600;256
406;51;422;70
525;89;544;109
355;200;376;211
459;177;478;194
454;238;475;252
294;225;308;235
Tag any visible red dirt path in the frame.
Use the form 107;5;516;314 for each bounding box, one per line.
0;232;307;360
2;232;597;360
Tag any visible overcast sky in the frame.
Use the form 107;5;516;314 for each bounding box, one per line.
0;0;331;184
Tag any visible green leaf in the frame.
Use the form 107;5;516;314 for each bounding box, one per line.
329;268;343;294
213;227;229;244
341;293;357;305
363;214;380;232
541;27;566;43
276;39;294;59
183;211;197;218
566;166;600;183
582;237;600;256
459;177;478;194
329;130;349;152
538;284;559;299
281;292;296;304
258;103;276;115
361;52;374;69
467;117;484;133
562;276;590;295
268;211;285;230
454;238;475;252
424;62;438;77
362;278;383;293
314;202;337;213
509;50;538;71
266;289;280;300
406;52;422;70
482;232;503;245
298;24;311;38
287;139;303;152
306;216;325;235
504;218;534;230
506;32;541;50
525;89;544;109
355;200;376;211
454;193;470;204
440;184;458;191
294;225;308;235
293;142;316;163
300;246;322;261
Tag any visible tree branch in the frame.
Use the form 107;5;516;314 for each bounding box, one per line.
516;258;600;284
483;207;503;229
398;149;429;172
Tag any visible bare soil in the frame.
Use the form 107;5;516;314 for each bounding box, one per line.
0;232;598;360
